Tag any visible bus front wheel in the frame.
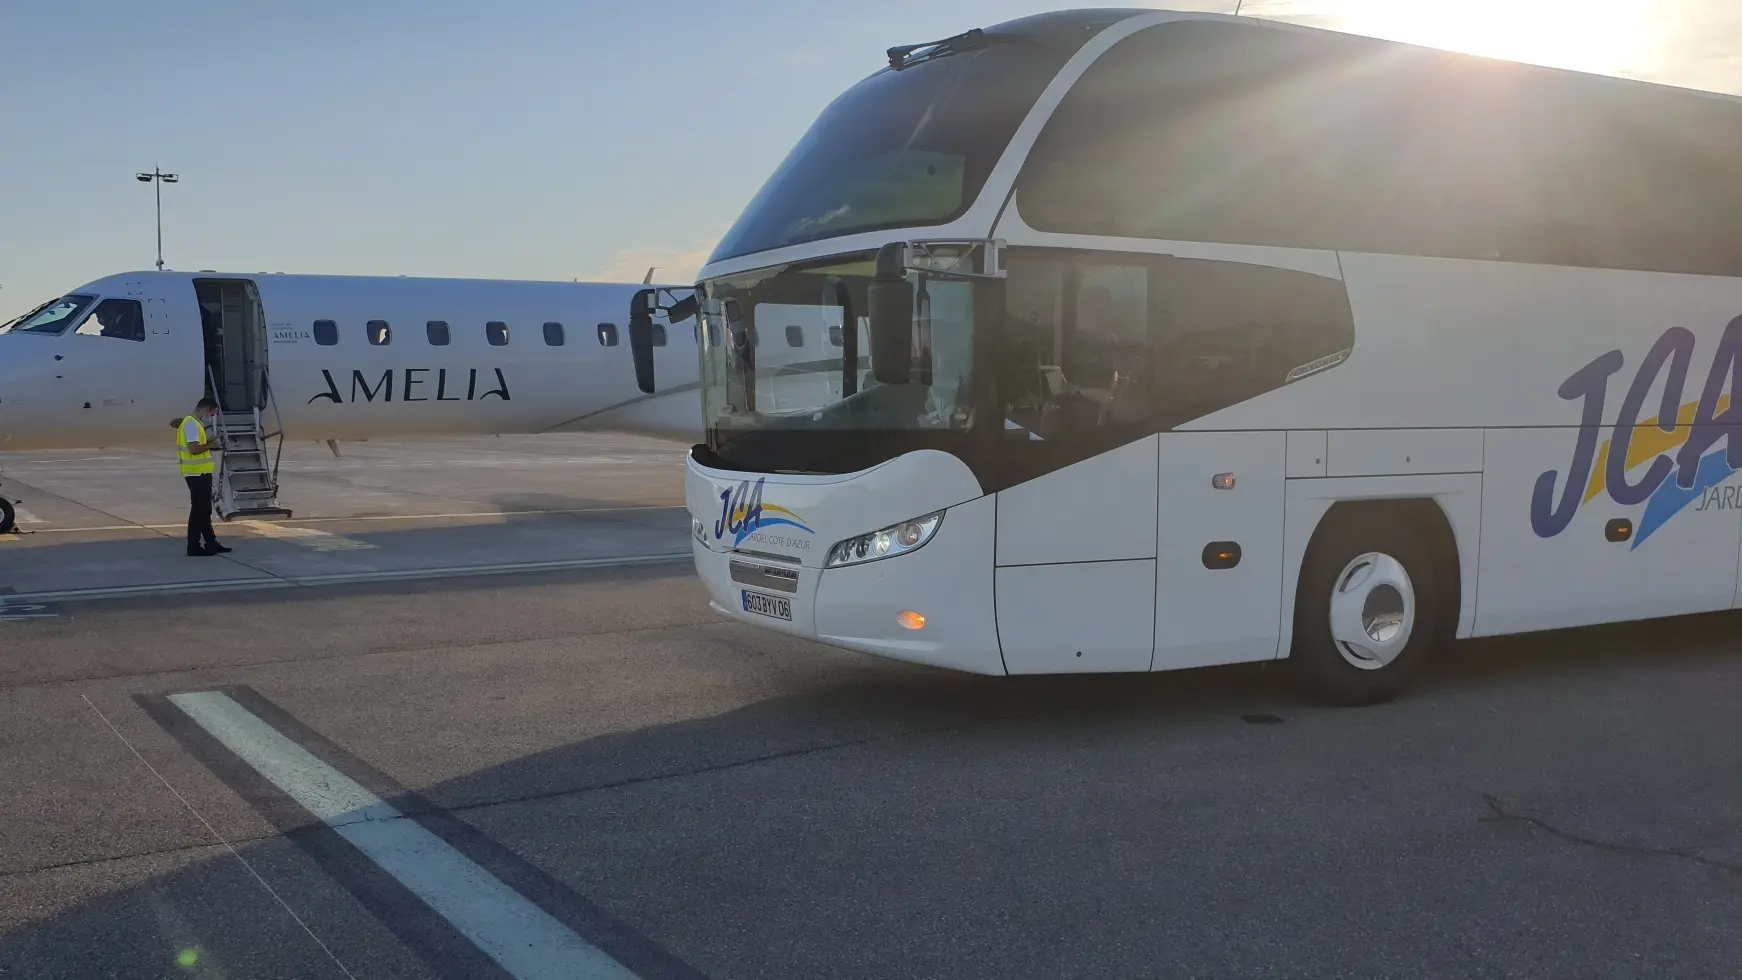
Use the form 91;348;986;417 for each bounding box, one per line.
1290;509;1441;706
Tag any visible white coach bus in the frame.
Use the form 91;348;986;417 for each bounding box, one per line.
631;9;1742;704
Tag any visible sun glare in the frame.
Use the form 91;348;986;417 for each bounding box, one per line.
1324;0;1657;77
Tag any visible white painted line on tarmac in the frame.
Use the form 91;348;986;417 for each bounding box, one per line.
168;691;639;980
0;601;60;621
12;508;44;524
0;552;692;605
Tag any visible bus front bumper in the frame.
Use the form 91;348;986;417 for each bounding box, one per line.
689;497;1006;676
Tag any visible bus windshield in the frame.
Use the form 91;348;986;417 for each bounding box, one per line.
707;28;1086;264
694;255;979;475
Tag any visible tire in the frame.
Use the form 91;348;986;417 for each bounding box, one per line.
0;497;14;535
1289;509;1442;706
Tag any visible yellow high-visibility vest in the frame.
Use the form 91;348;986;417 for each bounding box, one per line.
177;416;215;476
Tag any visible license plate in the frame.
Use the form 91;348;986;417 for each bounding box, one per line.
741;590;792;621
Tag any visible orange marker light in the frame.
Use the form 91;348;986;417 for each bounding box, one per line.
896;610;927;630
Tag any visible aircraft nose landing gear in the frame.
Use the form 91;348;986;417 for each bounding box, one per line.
0;494;15;535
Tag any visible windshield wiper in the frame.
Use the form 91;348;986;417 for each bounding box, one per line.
886;28;1015;70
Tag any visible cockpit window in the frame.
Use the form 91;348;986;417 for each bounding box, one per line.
73;298;146;342
0;294;96;335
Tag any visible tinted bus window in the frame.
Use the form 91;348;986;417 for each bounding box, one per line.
709;23;1097;262
1017;19;1742;275
995;247;1353;485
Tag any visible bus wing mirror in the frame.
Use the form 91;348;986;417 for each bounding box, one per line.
665;294;697;323
867;242;913;385
629;289;657;394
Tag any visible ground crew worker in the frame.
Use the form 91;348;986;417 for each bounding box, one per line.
176;398;231;557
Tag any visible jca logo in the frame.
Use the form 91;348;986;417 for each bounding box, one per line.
713;478;815;548
714;478;765;541
1534;314;1742;547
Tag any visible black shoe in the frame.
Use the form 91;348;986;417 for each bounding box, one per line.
206;542;233;555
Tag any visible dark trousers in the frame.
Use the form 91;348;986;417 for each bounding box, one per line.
185;473;217;551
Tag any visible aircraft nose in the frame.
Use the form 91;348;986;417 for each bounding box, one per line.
0;359;16;449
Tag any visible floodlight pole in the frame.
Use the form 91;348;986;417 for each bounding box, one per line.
135;166;180;271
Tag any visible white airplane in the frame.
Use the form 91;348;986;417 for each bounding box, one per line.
0;269;861;531
0;269;707;530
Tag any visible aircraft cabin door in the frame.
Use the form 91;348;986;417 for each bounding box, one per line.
194;278;268;411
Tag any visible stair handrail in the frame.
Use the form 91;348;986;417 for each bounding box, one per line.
203;365;231;516
261;370;286;485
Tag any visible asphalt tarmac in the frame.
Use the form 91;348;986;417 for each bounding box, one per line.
0;433;692;600
3;435;1741;979
5;564;1742;979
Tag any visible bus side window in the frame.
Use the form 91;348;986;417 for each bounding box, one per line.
1151;258;1354;423
996;251;1160;478
1015;19;1742;277
996;249;1355;490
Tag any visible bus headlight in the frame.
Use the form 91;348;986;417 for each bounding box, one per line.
827;511;944;568
692;517;706;542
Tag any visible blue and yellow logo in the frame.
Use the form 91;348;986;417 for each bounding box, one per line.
1581;396;1735;548
1534;318;1742;548
712;477;815;547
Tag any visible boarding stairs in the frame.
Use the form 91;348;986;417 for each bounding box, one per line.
208;369;292;522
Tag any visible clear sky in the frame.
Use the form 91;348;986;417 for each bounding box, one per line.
2;0;1737;321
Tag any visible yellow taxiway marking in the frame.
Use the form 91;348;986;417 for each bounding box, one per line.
7;505;683;536
236;520;376;552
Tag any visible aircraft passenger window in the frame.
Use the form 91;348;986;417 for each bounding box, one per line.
828;325;843;347
543;322;565;346
651;323;666;347
785;325;804;348
597;323;618;347
487;321;509;346
314;320;338;346
73;298;145;342
427;321;450;346
367;320;391;346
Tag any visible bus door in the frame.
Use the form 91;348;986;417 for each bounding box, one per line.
992;255;1160;674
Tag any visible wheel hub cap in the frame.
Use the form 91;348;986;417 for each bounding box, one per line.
1328;552;1415;670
